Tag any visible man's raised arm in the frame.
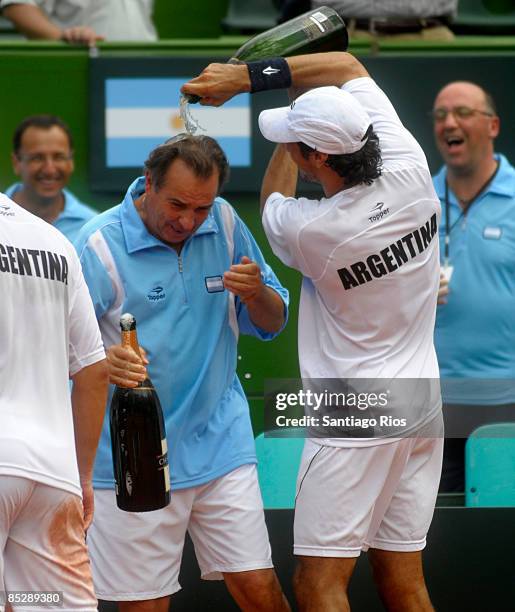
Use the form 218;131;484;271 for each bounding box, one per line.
181;52;369;107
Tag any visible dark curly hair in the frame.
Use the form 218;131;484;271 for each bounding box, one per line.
298;125;382;187
144;133;230;195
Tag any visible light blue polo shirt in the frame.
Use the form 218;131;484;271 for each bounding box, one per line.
75;177;289;490
433;154;515;404
5;183;96;243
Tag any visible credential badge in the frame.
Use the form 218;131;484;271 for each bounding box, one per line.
205;275;225;293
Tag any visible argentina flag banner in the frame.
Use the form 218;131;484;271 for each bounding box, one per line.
105;77;251;168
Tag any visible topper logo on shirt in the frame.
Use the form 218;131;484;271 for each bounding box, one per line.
369;202;389;223
147;285;166;302
0;204;14;217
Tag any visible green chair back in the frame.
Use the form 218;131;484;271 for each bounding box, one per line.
222;0;280;33
452;0;515;33
255;430;304;509
465;423;515;507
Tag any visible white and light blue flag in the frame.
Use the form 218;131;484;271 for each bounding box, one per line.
105;78;251;168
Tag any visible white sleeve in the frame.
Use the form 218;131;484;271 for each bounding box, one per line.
342;77;428;169
66;247;105;376
262;191;321;277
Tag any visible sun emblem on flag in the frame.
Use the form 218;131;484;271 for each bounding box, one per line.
170;113;185;131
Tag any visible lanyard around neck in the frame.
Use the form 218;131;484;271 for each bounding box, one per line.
443;180;451;265
443;160;500;265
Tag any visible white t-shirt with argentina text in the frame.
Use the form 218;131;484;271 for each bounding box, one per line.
263;78;442;446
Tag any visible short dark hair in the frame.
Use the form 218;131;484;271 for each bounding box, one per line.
13;114;74;155
144;134;230;194
298;125;382;187
483;89;497;116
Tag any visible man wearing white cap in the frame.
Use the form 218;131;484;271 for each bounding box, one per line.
183;51;443;611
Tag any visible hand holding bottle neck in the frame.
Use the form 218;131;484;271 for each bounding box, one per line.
121;328;141;355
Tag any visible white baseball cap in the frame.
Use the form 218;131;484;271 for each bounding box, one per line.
258;86;371;155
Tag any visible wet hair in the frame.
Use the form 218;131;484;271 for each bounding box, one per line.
13;114;74;155
144;134;230;194
298;125;382;187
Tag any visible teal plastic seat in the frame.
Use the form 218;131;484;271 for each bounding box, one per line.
452;0;515;34
255;430;304;509
465;423;515;507
221;0;280;33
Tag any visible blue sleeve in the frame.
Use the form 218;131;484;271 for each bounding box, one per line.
231;212;289;340
75;233;115;320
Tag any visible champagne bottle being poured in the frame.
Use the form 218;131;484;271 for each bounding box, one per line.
184;6;348;104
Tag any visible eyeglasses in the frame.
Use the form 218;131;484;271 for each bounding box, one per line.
17;153;73;165
431;106;494;122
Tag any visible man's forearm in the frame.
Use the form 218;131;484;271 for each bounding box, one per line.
287;52;368;89
71;359;109;485
181;52;368;107
246;286;286;333
260;144;298;213
4;4;62;39
247;52;367;94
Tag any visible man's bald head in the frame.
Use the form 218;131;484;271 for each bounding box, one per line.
434;81;496;116
432;81;500;177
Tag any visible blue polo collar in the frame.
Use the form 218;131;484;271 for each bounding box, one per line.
434;154;515;202
120;177;220;254
5;183;89;221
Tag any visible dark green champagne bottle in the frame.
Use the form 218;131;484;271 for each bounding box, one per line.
110;313;171;512
186;6;348;103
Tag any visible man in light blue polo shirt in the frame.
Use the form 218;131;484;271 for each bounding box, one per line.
432;81;515;491
6;114;96;243
75;134;291;611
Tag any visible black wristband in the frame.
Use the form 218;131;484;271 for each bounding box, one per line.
246;57;292;93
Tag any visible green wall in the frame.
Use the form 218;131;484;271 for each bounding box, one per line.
2;37;515;208
1;39;515;429
0;49;93;203
153;0;229;39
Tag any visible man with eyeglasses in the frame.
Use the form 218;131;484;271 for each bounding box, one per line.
75;134;290;611
432;81;515;492
5;114;96;243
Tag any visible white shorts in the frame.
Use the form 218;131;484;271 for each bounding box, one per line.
0;476;96;612
294;414;444;557
87;464;273;601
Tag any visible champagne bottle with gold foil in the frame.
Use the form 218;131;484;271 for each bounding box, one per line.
110;313;171;512
185;6;348;103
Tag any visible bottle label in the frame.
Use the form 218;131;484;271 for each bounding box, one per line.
310;14;327;32
125;471;133;496
312;11;328;23
157;453;169;468
164;464;171;493
159;438;171;492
